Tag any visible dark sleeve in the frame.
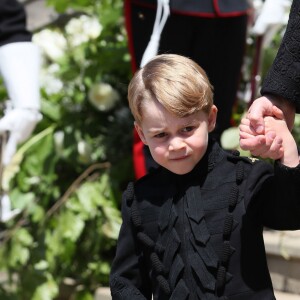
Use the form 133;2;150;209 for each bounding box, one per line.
245;160;300;230
109;187;152;300
0;0;32;47
260;0;300;113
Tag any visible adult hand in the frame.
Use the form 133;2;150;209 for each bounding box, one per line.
246;96;276;134
0;108;42;165
247;95;296;133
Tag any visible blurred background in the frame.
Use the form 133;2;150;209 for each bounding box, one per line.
0;0;298;299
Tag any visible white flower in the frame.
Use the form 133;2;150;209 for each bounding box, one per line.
40;64;63;95
65;15;103;47
77;140;92;163
33;29;67;61
88;83;120;112
54;131;64;155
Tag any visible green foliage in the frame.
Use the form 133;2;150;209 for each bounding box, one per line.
1;2;299;299
0;0;132;298
292;114;300;145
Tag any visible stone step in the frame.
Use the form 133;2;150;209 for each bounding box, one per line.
264;230;300;296
274;290;300;300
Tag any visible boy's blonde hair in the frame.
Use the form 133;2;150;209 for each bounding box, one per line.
128;54;214;124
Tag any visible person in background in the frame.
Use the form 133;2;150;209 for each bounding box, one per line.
110;53;300;299
0;0;41;221
124;0;289;179
240;0;299;157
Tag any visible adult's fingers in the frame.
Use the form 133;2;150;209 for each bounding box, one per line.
239;117;265;151
272;105;284;120
239;135;266;152
239;117;258;140
247;97;274;134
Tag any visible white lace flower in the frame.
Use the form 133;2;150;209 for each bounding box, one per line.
33;29;67;61
88;83;120;112
65;15;103;47
77;140;92;163
54;131;64;155
40;64;63;95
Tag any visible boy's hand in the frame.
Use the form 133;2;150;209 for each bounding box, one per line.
240;97;282;159
239;117;284;160
264;115;299;167
240;96;296;160
240;112;299;167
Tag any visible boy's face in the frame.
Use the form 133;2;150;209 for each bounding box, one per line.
135;100;217;175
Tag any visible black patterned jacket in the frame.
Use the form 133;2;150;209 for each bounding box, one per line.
110;140;300;300
261;0;300;113
0;0;32;47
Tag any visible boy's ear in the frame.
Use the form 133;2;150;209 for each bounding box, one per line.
208;105;218;132
134;122;148;145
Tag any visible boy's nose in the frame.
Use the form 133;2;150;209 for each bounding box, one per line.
168;137;185;151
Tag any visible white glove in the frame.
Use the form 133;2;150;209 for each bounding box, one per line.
252;0;290;35
0;194;20;222
0;42;41;110
0;42;42;165
0;108;42;165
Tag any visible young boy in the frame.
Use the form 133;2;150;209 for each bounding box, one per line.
110;54;300;299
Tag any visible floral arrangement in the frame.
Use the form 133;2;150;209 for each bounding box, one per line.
0;0;133;299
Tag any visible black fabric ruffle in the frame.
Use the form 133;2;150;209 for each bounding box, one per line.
127;144;245;299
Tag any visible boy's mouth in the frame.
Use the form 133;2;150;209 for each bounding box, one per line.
170;155;189;161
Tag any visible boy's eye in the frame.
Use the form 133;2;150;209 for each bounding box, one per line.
182;126;194;133
154;132;167;138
